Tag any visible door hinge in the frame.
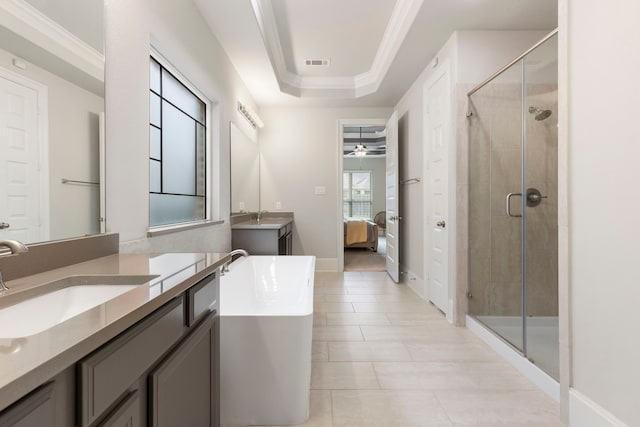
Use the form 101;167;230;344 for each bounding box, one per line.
467;291;473;299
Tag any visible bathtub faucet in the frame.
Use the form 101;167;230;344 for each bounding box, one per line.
221;249;250;275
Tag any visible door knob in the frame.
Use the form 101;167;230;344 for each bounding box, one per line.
436;220;446;228
526;187;547;207
0;222;9;229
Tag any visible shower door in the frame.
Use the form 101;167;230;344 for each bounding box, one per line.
523;35;559;379
468;32;559;379
468;62;525;353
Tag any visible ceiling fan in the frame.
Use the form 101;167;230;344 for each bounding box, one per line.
346;144;368;157
343;127;386;157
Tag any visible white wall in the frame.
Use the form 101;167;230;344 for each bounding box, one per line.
104;0;258;252
259;107;391;269
456;31;553;84
343;156;386;220
567;1;640;425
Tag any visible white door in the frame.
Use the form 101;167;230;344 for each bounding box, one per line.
0;75;42;242
426;68;450;313
385;111;400;283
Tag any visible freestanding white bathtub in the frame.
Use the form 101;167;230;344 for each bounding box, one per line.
220;255;315;426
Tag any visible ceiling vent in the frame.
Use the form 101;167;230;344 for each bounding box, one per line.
304;59;330;67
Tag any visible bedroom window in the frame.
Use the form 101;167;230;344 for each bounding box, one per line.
149;55;208;227
343;171;372;219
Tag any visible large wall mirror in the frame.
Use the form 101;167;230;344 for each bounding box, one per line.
0;0;104;244
230;121;259;214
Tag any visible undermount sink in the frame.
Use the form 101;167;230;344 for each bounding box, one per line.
0;275;159;339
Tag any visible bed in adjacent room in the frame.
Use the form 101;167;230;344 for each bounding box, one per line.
343;218;378;251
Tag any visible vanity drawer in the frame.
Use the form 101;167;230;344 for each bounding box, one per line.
186;272;218;326
79;297;184;426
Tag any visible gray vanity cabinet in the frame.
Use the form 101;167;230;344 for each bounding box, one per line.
80;271;220;427
232;221;293;255
97;391;141;427
0;367;75;427
79;297;185;426
150;313;218;427
0;383;56;427
0;270;220;427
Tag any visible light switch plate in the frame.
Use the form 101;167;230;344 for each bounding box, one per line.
314;186;326;195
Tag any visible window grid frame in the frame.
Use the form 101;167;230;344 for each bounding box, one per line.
343;170;373;219
149;55;208;226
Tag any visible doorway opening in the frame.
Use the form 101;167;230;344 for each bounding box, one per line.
340;123;387;272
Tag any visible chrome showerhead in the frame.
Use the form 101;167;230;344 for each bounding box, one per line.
528;106;552;121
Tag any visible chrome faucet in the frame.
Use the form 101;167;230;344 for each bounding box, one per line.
0;240;29;292
255;210;269;224
221;249;249;275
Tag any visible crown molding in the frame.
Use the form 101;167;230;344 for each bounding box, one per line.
251;0;423;98
0;0;103;81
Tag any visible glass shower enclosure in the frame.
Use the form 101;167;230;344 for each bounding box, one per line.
467;31;559;380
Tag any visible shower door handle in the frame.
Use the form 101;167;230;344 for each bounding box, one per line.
506;193;523;218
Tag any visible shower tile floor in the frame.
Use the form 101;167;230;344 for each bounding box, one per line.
246;272;563;427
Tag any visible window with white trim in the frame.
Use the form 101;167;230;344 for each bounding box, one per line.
343;171;372;219
149;56;208;227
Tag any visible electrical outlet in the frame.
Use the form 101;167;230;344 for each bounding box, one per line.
275;201;282;209
239;202;245;210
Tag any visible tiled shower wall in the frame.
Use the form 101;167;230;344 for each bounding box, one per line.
464;83;558;318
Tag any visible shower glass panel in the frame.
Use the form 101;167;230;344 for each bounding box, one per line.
468;31;558;380
524;35;559;379
468;61;525;352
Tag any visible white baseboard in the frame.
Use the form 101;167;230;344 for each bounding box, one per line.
569;389;629;427
466;315;560;402
400;267;426;299
315;258;338;272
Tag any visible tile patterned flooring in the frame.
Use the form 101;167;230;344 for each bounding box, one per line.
254;271;564;427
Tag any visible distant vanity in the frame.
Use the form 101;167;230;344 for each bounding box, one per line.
231;213;293;255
